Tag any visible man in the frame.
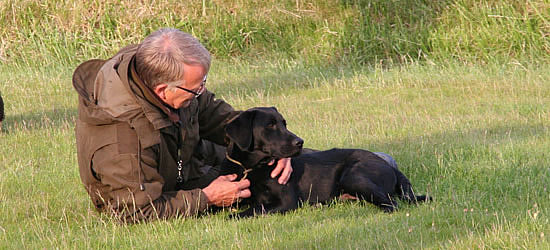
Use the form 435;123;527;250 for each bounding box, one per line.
73;28;292;222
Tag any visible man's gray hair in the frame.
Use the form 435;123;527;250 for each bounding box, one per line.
135;28;211;88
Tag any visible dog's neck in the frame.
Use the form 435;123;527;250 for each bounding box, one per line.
226;142;275;170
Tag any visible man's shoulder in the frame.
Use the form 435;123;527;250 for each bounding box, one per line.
73;59;107;102
73;44;139;94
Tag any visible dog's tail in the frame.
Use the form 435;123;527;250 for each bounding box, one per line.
394;169;431;203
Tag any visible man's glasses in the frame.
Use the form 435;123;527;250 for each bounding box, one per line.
174;75;207;98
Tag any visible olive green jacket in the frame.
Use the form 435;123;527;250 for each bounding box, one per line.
73;45;239;222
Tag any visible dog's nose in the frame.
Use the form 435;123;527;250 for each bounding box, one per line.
293;138;304;147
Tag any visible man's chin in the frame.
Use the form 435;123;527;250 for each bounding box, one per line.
179;101;191;109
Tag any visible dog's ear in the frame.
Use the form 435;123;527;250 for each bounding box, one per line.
225;110;256;151
269;106;278;112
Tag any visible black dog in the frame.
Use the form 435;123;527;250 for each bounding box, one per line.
221;107;430;217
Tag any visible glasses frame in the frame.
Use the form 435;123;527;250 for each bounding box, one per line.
172;75;207;98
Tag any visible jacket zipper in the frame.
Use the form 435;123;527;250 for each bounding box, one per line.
176;121;185;185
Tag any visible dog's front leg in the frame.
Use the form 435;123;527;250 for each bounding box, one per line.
263;185;300;214
241;204;273;217
232;199;299;218
229;202;274;218
232;186;300;217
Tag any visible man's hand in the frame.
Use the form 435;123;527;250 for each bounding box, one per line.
202;174;251;207
269;157;293;184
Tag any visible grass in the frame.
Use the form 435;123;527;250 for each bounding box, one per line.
1;0;549;67
0;60;549;248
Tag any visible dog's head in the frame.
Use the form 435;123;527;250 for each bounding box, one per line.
225;107;303;159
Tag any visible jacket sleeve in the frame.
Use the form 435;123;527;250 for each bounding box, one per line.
196;90;241;145
89;124;209;223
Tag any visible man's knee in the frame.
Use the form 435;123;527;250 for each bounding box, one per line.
373;152;398;169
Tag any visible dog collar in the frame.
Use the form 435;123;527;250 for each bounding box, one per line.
225;152;252;180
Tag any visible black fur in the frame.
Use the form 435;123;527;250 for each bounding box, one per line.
0;93;4;125
222;107;430;217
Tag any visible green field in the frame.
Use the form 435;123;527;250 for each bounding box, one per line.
1;0;549;249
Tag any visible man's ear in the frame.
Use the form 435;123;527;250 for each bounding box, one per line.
225;110;256;151
153;84;168;100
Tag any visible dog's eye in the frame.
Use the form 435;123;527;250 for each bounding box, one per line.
267;120;277;129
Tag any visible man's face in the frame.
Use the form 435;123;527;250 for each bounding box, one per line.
154;63;207;109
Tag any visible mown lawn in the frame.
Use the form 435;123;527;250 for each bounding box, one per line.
0;61;548;249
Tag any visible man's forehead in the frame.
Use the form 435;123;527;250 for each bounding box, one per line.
182;63;207;87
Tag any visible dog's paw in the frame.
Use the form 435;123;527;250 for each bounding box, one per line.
420;195;433;202
229;209;256;219
383;206;395;213
228;213;243;219
381;201;398;213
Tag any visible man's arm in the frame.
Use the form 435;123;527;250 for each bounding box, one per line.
196;91;241;145
90;143;252;222
202;174;251;206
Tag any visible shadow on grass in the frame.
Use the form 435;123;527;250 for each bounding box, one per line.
212;63;359;98
1;107;77;133
362;122;548;217
362;122;548;186
366;122;548;165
